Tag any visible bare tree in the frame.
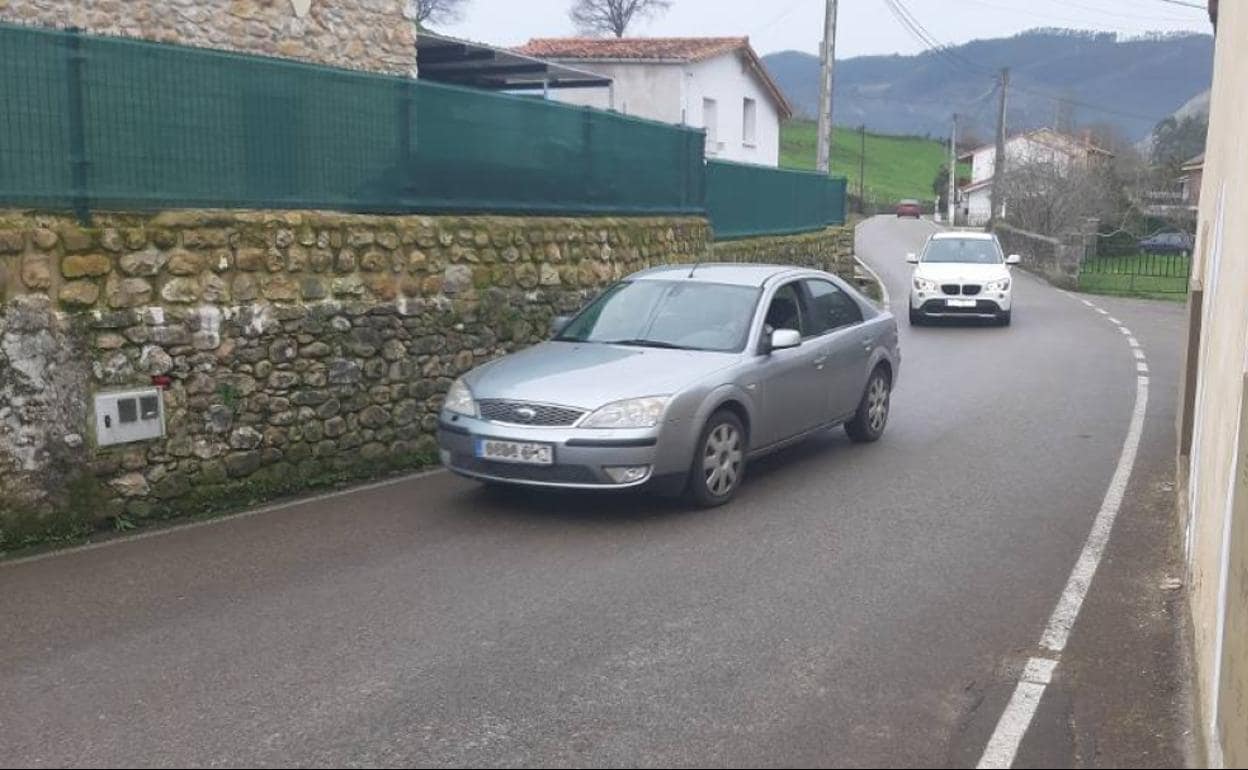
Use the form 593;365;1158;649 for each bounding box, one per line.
411;0;469;27
570;0;672;37
997;157;1120;237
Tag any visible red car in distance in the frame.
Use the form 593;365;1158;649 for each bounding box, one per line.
896;199;922;218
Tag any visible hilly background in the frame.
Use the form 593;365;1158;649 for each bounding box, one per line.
763;29;1214;143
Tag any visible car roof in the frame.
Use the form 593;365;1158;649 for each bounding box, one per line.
931;231;996;241
626;263;804;287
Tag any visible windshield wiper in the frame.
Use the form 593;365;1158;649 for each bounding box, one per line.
603;338;697;350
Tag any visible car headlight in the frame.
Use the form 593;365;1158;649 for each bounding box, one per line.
444;378;477;417
985;278;1011;292
581;396;670;429
914;276;937;292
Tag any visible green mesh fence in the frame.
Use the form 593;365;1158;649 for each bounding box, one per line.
0;23;706;218
706;160;847;239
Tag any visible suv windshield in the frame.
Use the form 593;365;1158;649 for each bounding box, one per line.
923;238;1003;264
557;280;760;353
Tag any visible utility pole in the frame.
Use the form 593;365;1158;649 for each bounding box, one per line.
859;124;866;212
989;67;1009;227
948;113;958;225
816;0;839;174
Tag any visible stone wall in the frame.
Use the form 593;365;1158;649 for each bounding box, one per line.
0;0;417;76
993;222;1083;290
0;212;858;550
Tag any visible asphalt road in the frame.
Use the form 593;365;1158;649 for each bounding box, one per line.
0;216;1186;768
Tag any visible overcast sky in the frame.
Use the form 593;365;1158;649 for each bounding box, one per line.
435;0;1211;58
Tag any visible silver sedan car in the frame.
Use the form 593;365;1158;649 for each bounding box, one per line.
437;264;901;506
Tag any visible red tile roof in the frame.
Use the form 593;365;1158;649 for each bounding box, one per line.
515;37;749;62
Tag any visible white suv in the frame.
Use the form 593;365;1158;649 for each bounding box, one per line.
907;232;1021;326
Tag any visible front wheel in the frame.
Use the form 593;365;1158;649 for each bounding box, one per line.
845;368;892;443
687;411;747;507
908;308;924;326
998;309;1012;327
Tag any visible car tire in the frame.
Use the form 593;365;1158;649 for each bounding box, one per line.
845;368;892;443
908;308;923;326
998;310;1012;327
687;410;747;508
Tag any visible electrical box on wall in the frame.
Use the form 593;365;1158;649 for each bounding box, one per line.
94;388;166;447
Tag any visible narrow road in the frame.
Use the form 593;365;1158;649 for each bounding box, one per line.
0;216;1186;768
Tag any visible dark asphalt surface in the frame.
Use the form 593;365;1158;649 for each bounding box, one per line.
0;217;1185;768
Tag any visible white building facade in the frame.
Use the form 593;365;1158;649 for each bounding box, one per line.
958;128;1113;226
515;38;792;167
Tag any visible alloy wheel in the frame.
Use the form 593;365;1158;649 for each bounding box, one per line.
702;423;743;497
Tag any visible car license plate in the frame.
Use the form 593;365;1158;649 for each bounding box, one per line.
948;298;977;308
476;439;554;466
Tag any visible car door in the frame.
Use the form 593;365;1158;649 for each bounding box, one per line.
752;281;829;447
802;278;871;420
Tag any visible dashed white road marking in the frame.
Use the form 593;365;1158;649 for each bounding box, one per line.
978;295;1150;769
1108;317;1122;325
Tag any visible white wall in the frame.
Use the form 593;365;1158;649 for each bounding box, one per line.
965;187;992;226
543;53;783;167
683;53;782;166
546;63;684;124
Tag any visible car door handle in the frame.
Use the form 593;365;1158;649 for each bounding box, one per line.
861;341;874;352
813;355;828;368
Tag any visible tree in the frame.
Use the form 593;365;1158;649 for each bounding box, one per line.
1151;115;1208;170
570;0;672;38
411;0;469;27
997;156;1120;236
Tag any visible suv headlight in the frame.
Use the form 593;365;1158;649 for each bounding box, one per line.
985;278;1011;292
581;396;670;429
444;378;477;417
914;276;937;292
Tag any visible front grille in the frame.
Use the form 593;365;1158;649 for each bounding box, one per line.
477;400;585;426
452;454;602;484
962;284;982;296
941;284;961;295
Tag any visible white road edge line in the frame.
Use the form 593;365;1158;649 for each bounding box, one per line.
1138;362;1150;373
1;466;450;568
1108;317;1122;325
1128;337;1140;348
854;254;891;310
978;288;1151;769
1120;327;1133;336
1133;348;1147;360
1039;374;1150;652
978;658;1059;769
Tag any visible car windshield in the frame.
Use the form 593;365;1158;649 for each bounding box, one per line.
557;280;760;353
923;238;1002;264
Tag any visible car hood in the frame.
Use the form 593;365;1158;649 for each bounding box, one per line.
464;341;739;410
914;262;1010;283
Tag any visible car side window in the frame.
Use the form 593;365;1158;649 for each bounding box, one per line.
763;282;804;335
803;279;863;335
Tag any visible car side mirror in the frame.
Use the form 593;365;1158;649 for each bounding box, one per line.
768;328;802;352
1006;254;1022;265
550;315;572;336
906;252;919;264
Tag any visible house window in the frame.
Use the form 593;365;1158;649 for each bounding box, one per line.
743;98;757;147
703;98;719;149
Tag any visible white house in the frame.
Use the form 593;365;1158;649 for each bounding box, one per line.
958;128;1114;226
514;37;793;167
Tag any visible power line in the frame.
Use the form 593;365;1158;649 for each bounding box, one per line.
879;0;994;76
1154;0;1206;9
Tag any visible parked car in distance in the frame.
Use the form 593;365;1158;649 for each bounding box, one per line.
908;232;1021;326
896;199;923;218
1138;231;1195;255
438;264;901;507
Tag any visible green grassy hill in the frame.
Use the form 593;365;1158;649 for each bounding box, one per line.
780;121;959;210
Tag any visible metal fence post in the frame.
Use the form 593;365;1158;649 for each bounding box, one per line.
65;27;91;225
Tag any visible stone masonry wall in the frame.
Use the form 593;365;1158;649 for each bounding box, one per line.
0;212;855;549
994;222;1082;290
0;0;417;76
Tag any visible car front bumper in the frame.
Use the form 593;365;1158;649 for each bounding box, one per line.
436;412;691;492
910;290;1011;318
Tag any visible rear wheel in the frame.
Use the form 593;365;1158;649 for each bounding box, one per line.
687;411;747;507
845;368;892;443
